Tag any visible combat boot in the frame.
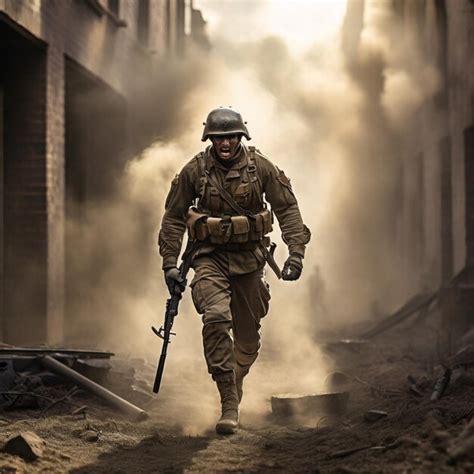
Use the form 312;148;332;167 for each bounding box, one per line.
215;380;239;435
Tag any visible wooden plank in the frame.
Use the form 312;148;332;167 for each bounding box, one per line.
0;348;114;359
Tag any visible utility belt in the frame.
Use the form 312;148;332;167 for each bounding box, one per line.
186;206;273;244
218;236;271;252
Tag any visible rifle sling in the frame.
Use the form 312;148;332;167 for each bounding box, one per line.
205;170;256;219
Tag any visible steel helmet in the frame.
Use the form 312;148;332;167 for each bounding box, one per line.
201;107;251;142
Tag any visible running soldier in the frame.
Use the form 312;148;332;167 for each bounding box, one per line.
159;107;311;434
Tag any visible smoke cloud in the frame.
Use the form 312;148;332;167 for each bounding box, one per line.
65;1;441;431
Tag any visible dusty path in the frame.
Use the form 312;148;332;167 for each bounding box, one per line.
0;316;473;472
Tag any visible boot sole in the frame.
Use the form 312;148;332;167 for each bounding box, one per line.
215;421;238;435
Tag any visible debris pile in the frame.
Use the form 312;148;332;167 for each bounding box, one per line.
305;286;474;472
0;346;149;420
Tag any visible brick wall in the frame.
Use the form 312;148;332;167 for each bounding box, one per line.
2;35;48;344
0;0;187;344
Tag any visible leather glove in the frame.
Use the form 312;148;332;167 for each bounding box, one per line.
282;254;303;281
164;267;186;295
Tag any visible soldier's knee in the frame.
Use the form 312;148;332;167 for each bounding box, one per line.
201;297;232;324
202;317;232;334
234;340;260;367
235;339;260;356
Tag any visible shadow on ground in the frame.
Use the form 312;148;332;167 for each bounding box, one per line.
70;432;210;473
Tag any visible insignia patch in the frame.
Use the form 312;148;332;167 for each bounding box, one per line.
277;169;292;189
165;174;180;208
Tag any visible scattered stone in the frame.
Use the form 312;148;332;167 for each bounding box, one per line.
425;450;438;461
398;436;421;448
448;419;474;462
408;383;424;397
364;410;388;422
431;368;451;401
263;441;277;450
407;375;417;385
383;435;397;445
80;430;100;442
431;430;450;452
452;344;474;369
406;375;424;397
3;431;45;461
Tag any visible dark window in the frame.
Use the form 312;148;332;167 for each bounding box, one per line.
108;0;119;16
137;0;150;46
465;126;474;267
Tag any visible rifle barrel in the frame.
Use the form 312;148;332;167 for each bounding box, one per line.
153;352;167;393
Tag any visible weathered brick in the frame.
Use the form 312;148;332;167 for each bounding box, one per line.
0;0;186;344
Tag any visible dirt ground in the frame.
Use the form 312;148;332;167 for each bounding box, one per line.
0;311;474;473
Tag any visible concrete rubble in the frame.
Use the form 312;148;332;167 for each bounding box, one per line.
3;431;45;461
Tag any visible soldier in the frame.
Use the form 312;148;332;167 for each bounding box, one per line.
158;107;310;434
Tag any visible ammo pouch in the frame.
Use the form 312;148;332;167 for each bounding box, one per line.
231;215;250;243
207;217;232;244
186;207;273;244
186;206;209;241
249;208;272;241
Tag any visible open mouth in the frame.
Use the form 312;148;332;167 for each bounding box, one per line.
219;146;231;158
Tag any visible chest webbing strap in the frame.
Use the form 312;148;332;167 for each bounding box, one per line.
204;169;256;219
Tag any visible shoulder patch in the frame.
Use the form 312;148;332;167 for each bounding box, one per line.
171;174;179;186
277;168;292;189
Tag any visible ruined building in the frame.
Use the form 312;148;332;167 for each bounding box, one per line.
344;0;473;340
0;0;192;345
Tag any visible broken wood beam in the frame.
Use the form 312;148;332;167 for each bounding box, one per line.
41;356;147;421
0;348;114;359
360;291;438;339
431;368;451;401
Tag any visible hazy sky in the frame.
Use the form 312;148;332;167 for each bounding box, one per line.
194;0;347;52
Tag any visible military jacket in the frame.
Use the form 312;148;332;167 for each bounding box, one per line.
159;144;311;273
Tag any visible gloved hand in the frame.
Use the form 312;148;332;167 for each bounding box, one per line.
282;254;303;281
164;267;186;295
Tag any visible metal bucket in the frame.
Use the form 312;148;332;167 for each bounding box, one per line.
271;391;350;419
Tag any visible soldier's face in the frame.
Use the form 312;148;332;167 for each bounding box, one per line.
212;135;242;161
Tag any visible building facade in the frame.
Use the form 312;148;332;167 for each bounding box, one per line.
394;0;473;338
345;0;474;338
0;0;189;345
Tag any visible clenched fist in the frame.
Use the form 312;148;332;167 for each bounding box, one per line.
281;254;303;281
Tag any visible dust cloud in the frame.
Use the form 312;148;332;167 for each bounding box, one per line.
66;1;441;432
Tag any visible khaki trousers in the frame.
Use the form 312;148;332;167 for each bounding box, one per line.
191;253;271;382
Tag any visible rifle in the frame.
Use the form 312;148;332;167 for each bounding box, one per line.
152;239;197;394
